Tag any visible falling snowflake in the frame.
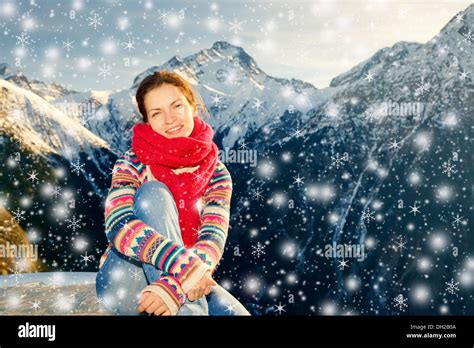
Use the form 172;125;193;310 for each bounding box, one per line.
252;97;264;111
15;31;30;48
251;242;266;258
8;266;24;283
364;71;375;82
409;201;422;216
70;160;85;175
131;269;143;281
330;152;349;169
252;187;264;201
452;213;466;229
26;170;39;184
291;127;304;138
228;18;244;34
338;258;350;270
445;278;460;295
98;64;112;79
95;296;105;306
238;139;248;150
225;303;236;314
193;170;206;181
67;215;82;232
361;207;376;223
274;301;286;315
30;299;41;311
62;38;74;52
392;235;407;254
11;208;26;223
441;159;457;178
157;9;169;23
108;166;117;176
388;139;401;151
80;251;94;266
87;11;103;29
211;94;222;106
121;37;135;52
293;174;304;187
459;70;469;81
79;114;90;127
393;294;408;311
462;29;472;44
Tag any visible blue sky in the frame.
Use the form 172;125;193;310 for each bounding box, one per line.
0;0;471;92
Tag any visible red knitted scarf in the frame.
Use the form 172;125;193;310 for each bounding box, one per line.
131;116;218;247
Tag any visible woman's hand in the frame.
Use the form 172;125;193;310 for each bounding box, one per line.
137;291;171;316
188;269;217;301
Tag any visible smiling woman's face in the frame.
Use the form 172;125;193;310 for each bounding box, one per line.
143;83;195;138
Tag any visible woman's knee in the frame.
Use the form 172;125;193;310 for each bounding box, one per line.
133;180;183;245
135;180;177;214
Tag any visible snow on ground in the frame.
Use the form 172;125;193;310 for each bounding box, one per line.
0;272;111;315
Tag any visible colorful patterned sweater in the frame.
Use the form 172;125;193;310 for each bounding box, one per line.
98;149;233;315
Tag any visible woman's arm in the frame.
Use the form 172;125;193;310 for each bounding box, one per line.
104;154;211;295
190;160;233;275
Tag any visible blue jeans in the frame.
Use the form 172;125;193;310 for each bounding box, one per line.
96;180;251;316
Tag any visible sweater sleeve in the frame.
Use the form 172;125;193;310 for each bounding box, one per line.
104;155;211;294
189;161;233;275
139;275;187;315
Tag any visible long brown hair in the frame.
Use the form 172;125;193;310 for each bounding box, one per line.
135;70;209;123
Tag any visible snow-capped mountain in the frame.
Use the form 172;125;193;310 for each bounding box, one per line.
0;64;120;197
330;6;473;91
44;2;473;158
0;78;110;159
54;41;335;153
53;87;139;154
0;63;77;102
0;64;119;274
286;4;474;154
228;4;472;315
